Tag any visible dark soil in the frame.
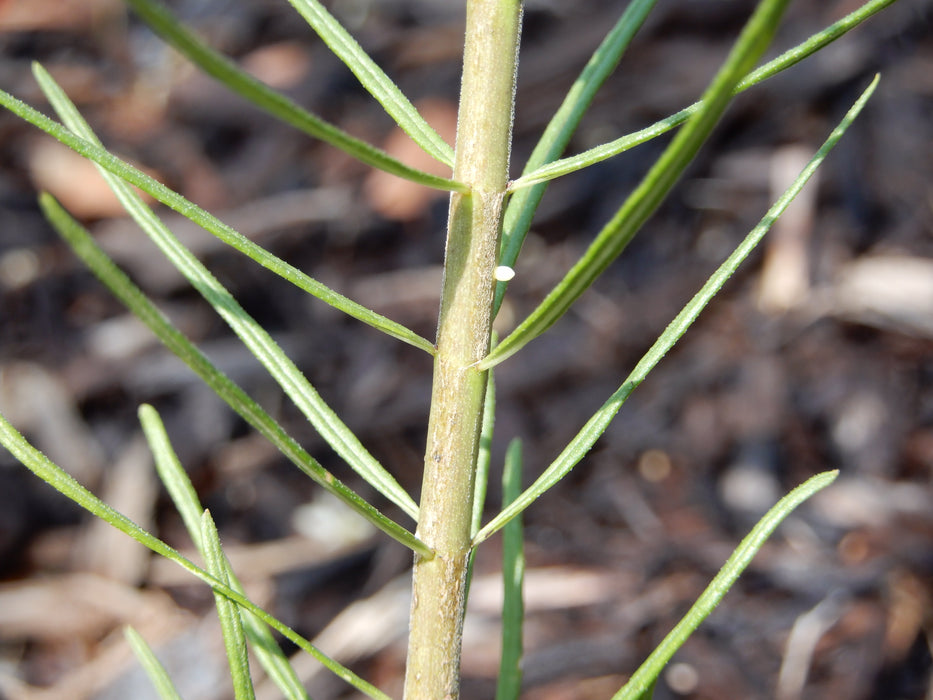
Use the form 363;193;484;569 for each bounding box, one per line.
1;1;932;699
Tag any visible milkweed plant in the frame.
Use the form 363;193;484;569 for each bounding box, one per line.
0;0;901;698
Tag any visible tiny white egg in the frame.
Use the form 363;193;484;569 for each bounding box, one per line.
494;265;515;282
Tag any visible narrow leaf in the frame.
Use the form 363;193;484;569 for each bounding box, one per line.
40;194;430;557
464;369;497;607
612;471;839;700
240;617;311;700
284;0;454;166
0;80;434;355
483;0;793;369
513;0;898;190
495;439;525;700
495;0;657;314
35;63;418;522
121;0;459;186
140;404;204;548
0;412;391;700
471;369;497;539
475;76;878;544
202;511;256;700
124;627;184;700
140;404;310;700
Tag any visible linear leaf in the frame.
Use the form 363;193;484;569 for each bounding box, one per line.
512;0;898;190
123;627;184;700
284;0;454;166
494;0;657;315
40;194;430;557
236;588;312;700
495;439;525;700
481;0;793;369
140;404;204;548
471;369;497;539
463;370;497;610
121;0;460;186
0;80;435;354
35;63;419;522
140;405;310;700
0;412;390;700
474;76;878;544
612;470;839;699
202;510;256;700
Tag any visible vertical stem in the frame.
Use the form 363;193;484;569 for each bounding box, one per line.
404;1;521;698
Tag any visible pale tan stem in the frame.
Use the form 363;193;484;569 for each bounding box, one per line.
403;1;522;698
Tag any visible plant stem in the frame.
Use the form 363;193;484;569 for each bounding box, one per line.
404;1;521;697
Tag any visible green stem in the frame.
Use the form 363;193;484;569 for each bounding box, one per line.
404;1;521;698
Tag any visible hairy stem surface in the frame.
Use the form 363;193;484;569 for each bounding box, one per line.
404;1;521;697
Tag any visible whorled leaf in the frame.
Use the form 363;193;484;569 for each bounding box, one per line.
0;411;392;700
284;0;454;167
475;76;878;544
34;63;418;523
471;368;497;539
123;627;184;700
202;510;256;700
495;439;525;700
612;471;839;699
494;0;657;314
511;0;898;190
40;194;430;557
0;81;436;355
121;0;460;187
141;404;310;700
482;0;795;369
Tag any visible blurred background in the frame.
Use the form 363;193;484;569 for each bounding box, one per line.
1;0;932;698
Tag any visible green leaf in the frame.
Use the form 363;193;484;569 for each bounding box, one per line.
637;678;657;700
512;0;898;190
40;194;430;557
0;411;391;700
612;471;839;700
123;627;184;700
120;0;460;186
494;0;657;315
140;404;204;548
0;78;435;355
482;0;793;370
239;611;311;700
202;510;256;700
474;76;878;544
463;369;497;609
495;439;525;700
471;369;497;539
140;405;310;700
34;63;419;522
284;0;454;167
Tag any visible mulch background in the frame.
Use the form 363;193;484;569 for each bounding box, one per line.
1;1;933;698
